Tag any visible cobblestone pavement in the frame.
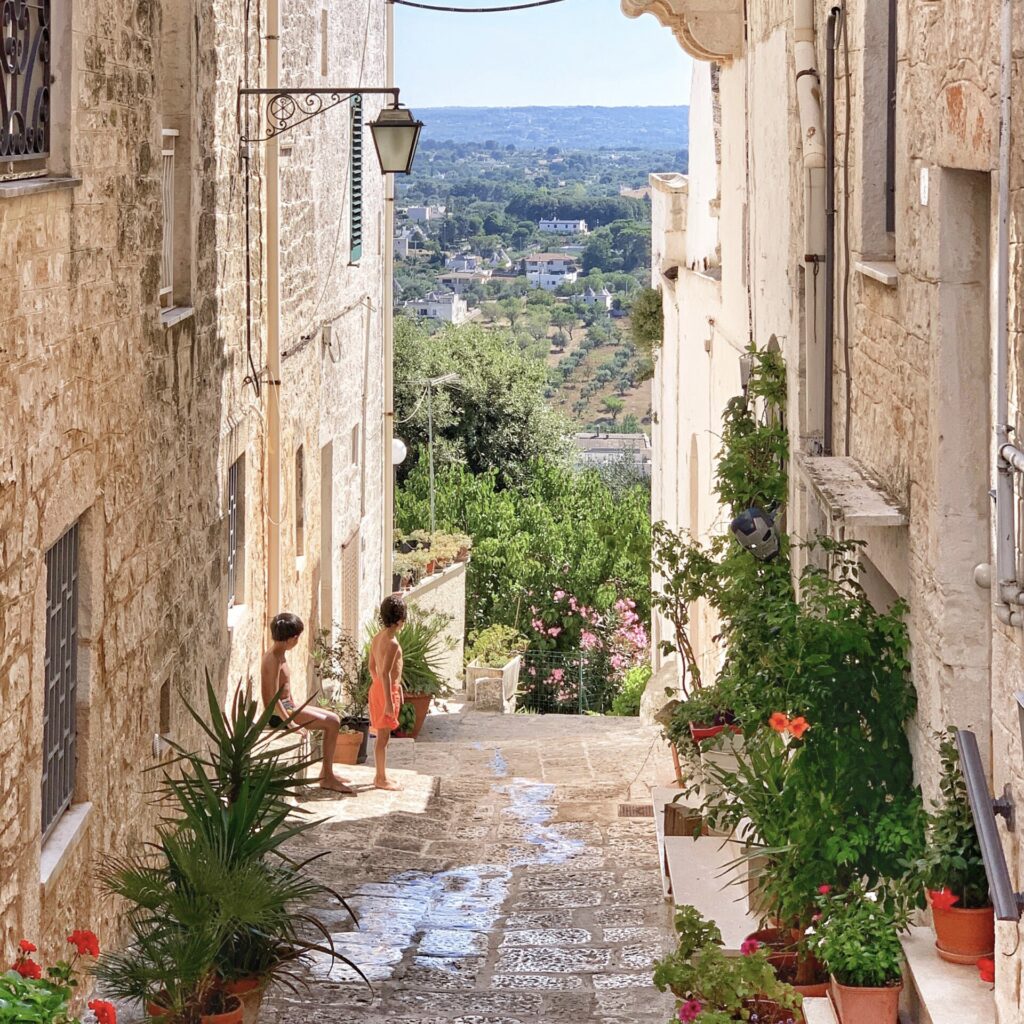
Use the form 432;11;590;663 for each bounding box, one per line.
263;705;678;1024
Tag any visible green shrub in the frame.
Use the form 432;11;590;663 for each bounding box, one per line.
610;663;651;716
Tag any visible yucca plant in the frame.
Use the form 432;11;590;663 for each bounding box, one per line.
96;678;363;1022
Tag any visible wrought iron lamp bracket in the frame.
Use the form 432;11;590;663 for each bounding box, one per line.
237;87;400;145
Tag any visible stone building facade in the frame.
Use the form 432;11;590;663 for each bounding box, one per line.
628;0;1024;1018
0;0;389;962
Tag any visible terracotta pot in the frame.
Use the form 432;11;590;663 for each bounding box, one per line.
742;998;800;1023
746;927;802;953
425;559;436;575
223;979;266;1024
394;692;432;738
147;996;243;1024
927;891;995;963
332;730;363;764
690;722;743;743
772;954;829;996
829;976;901;1024
456;547;470;561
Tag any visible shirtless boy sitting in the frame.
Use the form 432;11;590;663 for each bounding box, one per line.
260;611;354;795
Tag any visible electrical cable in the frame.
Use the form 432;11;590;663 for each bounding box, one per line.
389;0;568;12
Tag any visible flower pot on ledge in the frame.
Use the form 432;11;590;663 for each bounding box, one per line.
828;976;902;1024
926;890;994;963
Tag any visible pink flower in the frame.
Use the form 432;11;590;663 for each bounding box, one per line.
547;626;563;637
531;618;545;631
678;1000;703;1023
740;938;760;956
551;669;565;682
581;631;599;650
818;884;832;895
554;590;566;602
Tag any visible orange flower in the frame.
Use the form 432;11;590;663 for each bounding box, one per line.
769;712;790;733
789;716;810;739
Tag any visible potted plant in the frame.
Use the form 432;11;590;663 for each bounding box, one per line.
312;629;369;763
392;553;419;591
813;883;907;1024
914;731;994;963
5;933;117;1024
464;624;527;702
452;533;472;562
652;905;801;1023
96;680;363;1023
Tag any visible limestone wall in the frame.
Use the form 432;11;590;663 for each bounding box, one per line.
406;562;468;692
0;0;386;965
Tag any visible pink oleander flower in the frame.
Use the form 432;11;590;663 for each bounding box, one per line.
554;590;566;602
548;626;562;637
551;668;565;682
581;631;599;649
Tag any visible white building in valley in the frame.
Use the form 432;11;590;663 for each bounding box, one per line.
525;253;579;291
404;291;471;324
584;286;613;310
539;217;589;235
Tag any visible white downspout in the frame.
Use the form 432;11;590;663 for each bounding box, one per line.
793;0;827;448
382;0;396;596
266;0;282;621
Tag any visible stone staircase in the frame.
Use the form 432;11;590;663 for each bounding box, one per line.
651;786;996;1024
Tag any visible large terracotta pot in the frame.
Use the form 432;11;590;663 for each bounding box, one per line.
147;995;243;1024
742;998;800;1023
927;891;995;963
394;693;432;738
829;976;901;1024
223;978;266;1024
746;927;802;953
332;730;363;764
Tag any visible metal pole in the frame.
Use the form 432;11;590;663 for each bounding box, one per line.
427;384;436;533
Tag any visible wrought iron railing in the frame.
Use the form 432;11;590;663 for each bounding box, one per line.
1;0;51;166
160;129;178;305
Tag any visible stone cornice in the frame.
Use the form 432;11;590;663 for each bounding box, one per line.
620;0;744;62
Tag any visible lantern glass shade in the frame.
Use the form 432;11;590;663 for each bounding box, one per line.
369;106;424;174
391;437;408;466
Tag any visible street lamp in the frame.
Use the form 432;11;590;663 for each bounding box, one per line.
370;105;424;175
238;87;423;175
392;437;408;466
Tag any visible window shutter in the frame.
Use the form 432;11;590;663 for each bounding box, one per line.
350;96;363;263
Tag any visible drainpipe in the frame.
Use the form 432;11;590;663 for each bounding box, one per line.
266;0;282;621
382;0;396;595
793;0;827;450
823;7;841;457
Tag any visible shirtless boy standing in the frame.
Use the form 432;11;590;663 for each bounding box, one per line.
260;612;354;794
367;595;407;791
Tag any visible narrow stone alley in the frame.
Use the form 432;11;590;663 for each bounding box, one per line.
263;707;678;1024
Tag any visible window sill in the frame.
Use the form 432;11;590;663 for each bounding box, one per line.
227;603;248;632
0;175;81;200
40;802;93;896
161;305;195;328
295;555;307;574
854;260;898;287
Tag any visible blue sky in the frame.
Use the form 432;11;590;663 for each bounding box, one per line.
395;0;692;107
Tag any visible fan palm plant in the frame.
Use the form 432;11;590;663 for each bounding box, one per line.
96;678;363;1022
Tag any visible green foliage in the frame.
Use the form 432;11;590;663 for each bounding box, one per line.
95;681;359;1019
311;630;363;718
397;702;418;734
610;663;651;717
396;458;651;644
914;731;989;908
466;624;529;667
814;883;909;987
652;905;801;1020
631;287;663;355
0;971;75;1024
394;318;571;483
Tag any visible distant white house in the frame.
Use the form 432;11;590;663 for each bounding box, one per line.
489;246;513;269
406;205;445;223
525;253;579;292
404;290;470;325
439;270;492;295
539;217;589;235
584;286;613;310
574;432;651;476
445;253;481;272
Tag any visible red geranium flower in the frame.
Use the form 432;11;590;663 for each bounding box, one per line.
740;938;760;956
12;958;42;979
18;940;37;953
789;716;810;739
818;884;832;895
929;887;959;911
88;1000;118;1024
68;929;100;957
769;712;790;733
977;957;996;984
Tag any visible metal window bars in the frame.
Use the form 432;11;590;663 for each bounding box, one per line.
42;522;79;839
160;129;178;306
227;457;242;606
1;0;51;171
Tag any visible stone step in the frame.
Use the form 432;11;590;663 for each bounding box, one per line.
899;925;995;1024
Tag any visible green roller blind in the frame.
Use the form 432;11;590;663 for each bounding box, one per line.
350;95;363;263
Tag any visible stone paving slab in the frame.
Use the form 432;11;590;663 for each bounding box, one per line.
248;707;680;1023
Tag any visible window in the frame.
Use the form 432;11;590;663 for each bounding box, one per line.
885;0;896;234
295;445;305;556
350;95;363;263
42;523;80;839
341;530;360;643
320;443;334;630
350;425;360;466
159;679;172;738
160;129;179;308
227;455;246;607
1;0;51;178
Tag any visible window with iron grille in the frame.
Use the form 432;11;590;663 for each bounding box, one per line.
350;95;363;263
227;455;246;607
884;0;897;234
160;129;178;307
42;522;79;839
1;0;51;178
295;445;305;557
